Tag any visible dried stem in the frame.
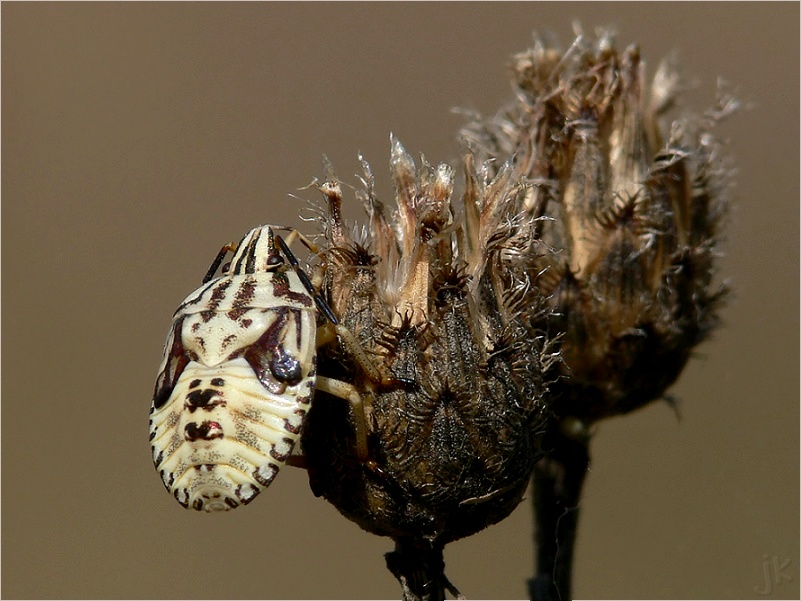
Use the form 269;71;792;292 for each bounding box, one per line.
385;539;464;601
528;427;590;601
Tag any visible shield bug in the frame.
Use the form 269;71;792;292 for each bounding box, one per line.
149;225;379;512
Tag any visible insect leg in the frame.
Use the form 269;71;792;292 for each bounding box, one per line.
273;227;321;254
277;229;415;481
317;322;416;390
278;228;327;291
314;373;407;497
314;376;371;462
275;233;339;324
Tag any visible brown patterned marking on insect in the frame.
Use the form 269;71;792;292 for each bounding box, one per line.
233;276;257;307
161;469;175;488
220;333;239;352
253;463;279;487
189;379;202;389
211;377;225;386
271;271;314;307
283;408;308;434
270;437;295;462
152;320;190;410
185;388;225;412
200;310;215;323
212;277;256;322
191;322;201;333
227;307;248;321
174;489;189;508
231;401;262;423
164;409;181;429
235;483;260;504
235;427;260;450
207;278;233;310
184;421;224;441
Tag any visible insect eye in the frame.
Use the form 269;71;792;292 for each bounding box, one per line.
267;254;284;267
269;348;303;386
221;262;231;274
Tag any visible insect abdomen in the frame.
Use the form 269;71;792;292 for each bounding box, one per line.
150;357;314;511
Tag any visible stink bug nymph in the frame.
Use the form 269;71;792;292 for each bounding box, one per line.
149;225;347;512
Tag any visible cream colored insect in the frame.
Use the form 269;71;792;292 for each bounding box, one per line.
149;225;376;512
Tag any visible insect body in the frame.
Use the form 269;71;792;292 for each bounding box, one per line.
149;226;319;512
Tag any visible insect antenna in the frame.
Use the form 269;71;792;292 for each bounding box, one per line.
202;243;237;284
275;233;339;325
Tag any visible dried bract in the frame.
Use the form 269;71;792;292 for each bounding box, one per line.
462;29;736;424
301;137;554;547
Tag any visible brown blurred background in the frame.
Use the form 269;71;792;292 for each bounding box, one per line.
2;3;798;599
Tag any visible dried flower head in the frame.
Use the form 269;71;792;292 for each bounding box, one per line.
462;28;736;425
300;138;554;569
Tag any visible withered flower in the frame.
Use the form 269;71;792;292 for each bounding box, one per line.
463;29;735;424
301;137;555;599
461;29;736;599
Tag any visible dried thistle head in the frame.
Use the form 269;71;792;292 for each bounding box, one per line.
462;29;736;425
300;137;554;546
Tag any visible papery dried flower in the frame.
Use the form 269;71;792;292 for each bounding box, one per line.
462;28;736;425
300;137;555;598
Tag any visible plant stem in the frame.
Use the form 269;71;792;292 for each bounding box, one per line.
385;538;463;601
528;427;590;601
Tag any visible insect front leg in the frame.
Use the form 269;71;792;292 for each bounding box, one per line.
275;232;339;324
